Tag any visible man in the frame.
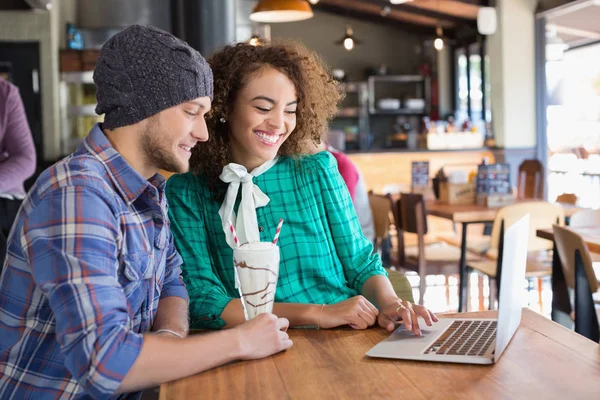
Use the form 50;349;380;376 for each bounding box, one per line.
0;25;292;399
0;76;36;266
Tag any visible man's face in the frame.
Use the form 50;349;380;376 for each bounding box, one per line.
140;96;211;174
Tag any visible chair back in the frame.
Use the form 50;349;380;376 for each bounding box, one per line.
553;225;600;342
517;160;544;200
396;193;428;235
489;201;564;253
552;225;599;293
569;209;600;228
555;193;578;205
368;193;392;243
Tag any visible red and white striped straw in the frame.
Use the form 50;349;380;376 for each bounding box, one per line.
272;218;284;245
228;220;240;248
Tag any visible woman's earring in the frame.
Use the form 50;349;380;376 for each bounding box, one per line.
220;117;226;123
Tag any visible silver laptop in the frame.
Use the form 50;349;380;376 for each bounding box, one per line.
366;214;530;365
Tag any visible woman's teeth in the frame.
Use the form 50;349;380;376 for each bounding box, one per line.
255;131;279;144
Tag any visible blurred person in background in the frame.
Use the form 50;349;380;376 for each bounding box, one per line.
0;76;36;267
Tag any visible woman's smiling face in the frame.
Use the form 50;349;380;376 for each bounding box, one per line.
227;66;298;171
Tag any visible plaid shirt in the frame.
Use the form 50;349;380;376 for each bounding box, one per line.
0;124;187;399
166;152;386;330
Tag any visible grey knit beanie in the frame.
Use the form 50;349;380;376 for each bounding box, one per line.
94;25;213;129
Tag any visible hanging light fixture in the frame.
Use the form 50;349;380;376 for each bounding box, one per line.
434;26;444;51
308;0;320;4
250;0;314;23
335;25;361;51
433;0;444;51
477;7;497;35
248;34;262;47
390;0;414;4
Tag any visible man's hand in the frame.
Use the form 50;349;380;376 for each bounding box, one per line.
318;295;379;330
378;299;438;335
235;313;293;360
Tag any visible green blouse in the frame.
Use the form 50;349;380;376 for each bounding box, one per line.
166;152;387;329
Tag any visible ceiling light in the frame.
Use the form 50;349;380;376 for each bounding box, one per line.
308;0;320;4
477;7;497;35
390;0;413;4
336;25;361;51
434;26;444;51
250;0;314;23
248;35;262;46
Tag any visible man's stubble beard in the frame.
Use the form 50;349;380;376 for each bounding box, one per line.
140;116;188;174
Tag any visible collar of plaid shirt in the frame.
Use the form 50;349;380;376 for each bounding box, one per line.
84;123;166;201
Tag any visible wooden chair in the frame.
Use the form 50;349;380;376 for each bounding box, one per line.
517;160;544;200
368;192;393;255
553;225;600;342
555;193;578;205
387;269;415;303
395;193;480;305
467;201;565;309
569;210;600;264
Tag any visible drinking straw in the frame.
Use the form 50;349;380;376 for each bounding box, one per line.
229;220;249;320
272;218;284;245
228;220;240;248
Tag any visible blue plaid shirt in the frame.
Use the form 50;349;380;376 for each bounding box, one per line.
0;124;187;399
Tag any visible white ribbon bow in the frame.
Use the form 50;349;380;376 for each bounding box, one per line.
218;159;278;249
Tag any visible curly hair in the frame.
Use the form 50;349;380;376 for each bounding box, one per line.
189;40;343;199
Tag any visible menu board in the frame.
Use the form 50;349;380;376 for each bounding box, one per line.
476;163;511;195
411;161;430;189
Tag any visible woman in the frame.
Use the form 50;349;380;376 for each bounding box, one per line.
166;41;437;334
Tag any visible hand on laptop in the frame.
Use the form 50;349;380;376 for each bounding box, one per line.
378;299;438;336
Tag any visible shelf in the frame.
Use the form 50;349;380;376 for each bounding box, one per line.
336;107;363;118
370;109;427;116
61;71;94;84
346;147;492;155
67;104;98;117
339;82;366;93
368;75;424;83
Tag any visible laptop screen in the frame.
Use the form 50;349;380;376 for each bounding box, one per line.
495;214;530;360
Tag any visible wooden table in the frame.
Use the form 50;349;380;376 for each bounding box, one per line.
160;309;600;400
428;201;581;223
426;201;582;312
537;227;600;254
427;201;502;224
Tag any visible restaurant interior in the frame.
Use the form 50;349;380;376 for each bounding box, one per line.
1;0;599;398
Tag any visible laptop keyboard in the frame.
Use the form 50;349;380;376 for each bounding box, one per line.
424;320;497;357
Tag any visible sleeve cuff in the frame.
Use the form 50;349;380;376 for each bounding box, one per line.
160;284;189;302
189;295;233;330
354;261;388;294
86;331;144;398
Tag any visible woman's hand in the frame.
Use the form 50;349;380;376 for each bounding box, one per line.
318;296;379;329
378;299;438;335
